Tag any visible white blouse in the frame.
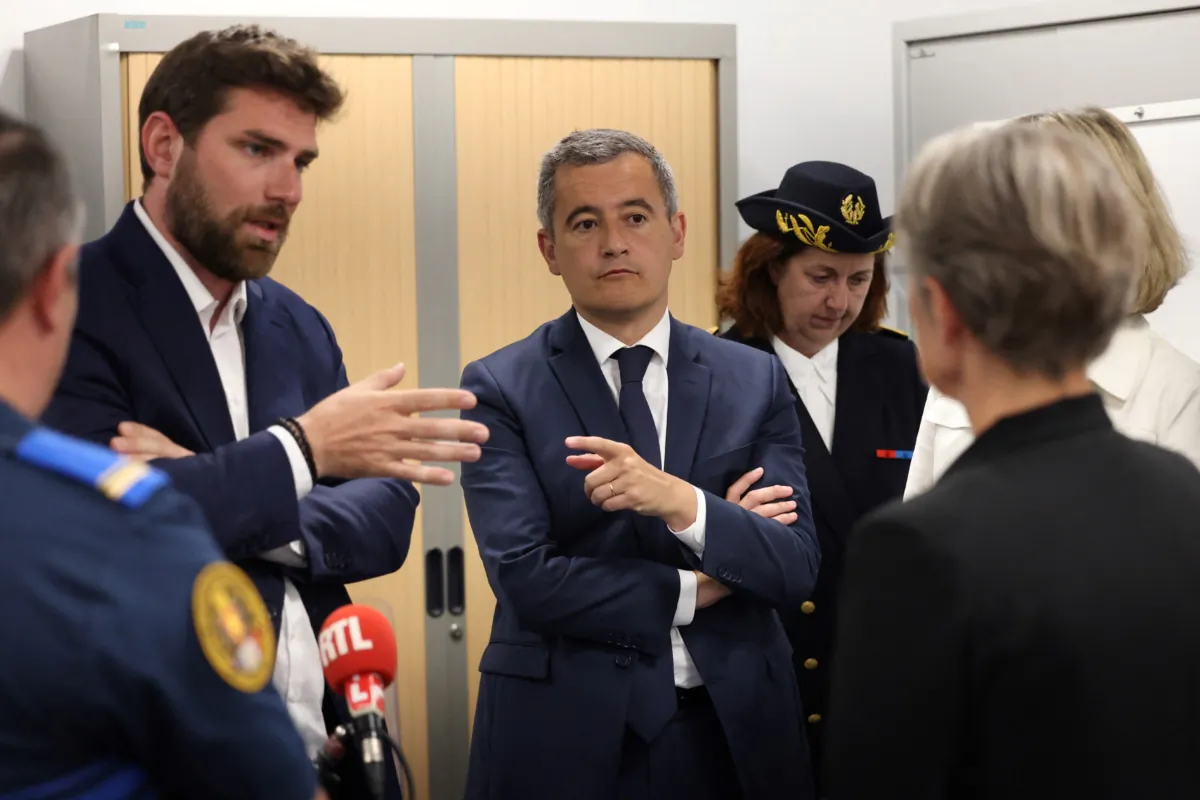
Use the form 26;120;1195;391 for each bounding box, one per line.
771;335;838;453
904;315;1200;498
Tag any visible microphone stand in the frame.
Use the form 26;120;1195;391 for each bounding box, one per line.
316;721;415;800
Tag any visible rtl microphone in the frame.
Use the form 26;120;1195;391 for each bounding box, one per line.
319;604;398;800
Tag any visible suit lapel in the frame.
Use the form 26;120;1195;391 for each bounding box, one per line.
830;332;879;514
780;354;861;538
831;332;870;461
242;283;294;432
665;319;711;481
547;309;628;445
112;205;236;449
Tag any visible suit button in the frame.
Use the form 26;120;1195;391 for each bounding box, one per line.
801;601;816;614
807;714;822;724
804;658;819;670
615;655;632;668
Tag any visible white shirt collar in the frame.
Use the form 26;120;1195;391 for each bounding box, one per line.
1087;315;1152;402
575;307;672;368
771;334;839;381
132;198;248;329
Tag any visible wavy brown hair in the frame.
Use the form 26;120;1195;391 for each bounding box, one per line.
138;25;345;190
716;232;890;340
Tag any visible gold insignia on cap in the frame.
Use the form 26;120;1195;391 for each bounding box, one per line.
192;562;276;693
776;210;836;253
841;194;866;226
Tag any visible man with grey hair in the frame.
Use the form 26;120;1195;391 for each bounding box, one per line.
825;121;1200;798
0;110;325;798
459;127;821;799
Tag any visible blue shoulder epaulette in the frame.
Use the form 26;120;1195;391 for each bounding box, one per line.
13;427;170;509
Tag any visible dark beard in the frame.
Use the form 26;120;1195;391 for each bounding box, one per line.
164;154;289;283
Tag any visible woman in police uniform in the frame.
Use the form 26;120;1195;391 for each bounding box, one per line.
715;161;928;793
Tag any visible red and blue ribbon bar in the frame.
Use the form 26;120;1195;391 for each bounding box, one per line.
876;449;914;460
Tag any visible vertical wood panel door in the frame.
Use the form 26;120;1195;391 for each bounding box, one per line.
121;52;429;799
454;55;721;731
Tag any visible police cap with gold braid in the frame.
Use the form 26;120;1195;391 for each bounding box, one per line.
737;161;895;256
13;427;170;508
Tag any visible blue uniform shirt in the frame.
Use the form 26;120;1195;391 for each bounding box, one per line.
0;400;317;799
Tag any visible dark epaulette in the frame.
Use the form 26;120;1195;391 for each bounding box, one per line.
874;325;911;341
12;427;170;509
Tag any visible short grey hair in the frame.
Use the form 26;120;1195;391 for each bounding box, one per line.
897;121;1144;378
0;111;84;322
536;128;678;234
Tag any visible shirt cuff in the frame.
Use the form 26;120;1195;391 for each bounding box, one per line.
667;486;707;556
267;424;315;500
674;569;697;627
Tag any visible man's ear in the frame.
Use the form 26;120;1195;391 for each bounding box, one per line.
669;210;687;261
538;229;561;277
29;242;80;332
141;111;186;183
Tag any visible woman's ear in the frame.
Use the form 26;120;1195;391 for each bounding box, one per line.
767;260;783;286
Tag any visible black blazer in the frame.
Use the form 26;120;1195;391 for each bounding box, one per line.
718;326;927;790
826;394;1200;799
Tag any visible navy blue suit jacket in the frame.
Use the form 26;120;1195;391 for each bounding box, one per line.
42;202;413;798
459;309;821;800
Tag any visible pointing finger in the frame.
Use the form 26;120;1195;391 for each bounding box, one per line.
565;436;626;458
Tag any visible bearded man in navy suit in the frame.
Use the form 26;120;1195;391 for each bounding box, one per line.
42;25;488;800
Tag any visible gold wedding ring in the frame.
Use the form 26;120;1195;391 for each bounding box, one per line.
608;483;616;499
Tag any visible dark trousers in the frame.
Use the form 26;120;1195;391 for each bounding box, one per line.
616;687;743;800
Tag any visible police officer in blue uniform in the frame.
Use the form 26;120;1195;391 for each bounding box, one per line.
0;111;321;797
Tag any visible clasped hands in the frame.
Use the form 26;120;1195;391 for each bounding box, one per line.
565;437;798;608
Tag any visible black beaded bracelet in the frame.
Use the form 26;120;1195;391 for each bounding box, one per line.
277;416;319;484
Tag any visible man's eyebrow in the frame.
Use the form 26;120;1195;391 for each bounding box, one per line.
244;129;319;161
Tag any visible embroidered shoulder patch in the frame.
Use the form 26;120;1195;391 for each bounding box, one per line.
192;562;276;693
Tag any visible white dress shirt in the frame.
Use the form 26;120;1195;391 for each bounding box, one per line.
575;309;708;688
904;314;1200;499
133;200;329;758
771;335;838;452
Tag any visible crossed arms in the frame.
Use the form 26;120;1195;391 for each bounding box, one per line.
460;358;820;656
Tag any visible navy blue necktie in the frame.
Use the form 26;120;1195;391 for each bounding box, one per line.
615;345;661;469
614;345;677;742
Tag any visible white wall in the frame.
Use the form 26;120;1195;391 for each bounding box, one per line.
1;0;1044;226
